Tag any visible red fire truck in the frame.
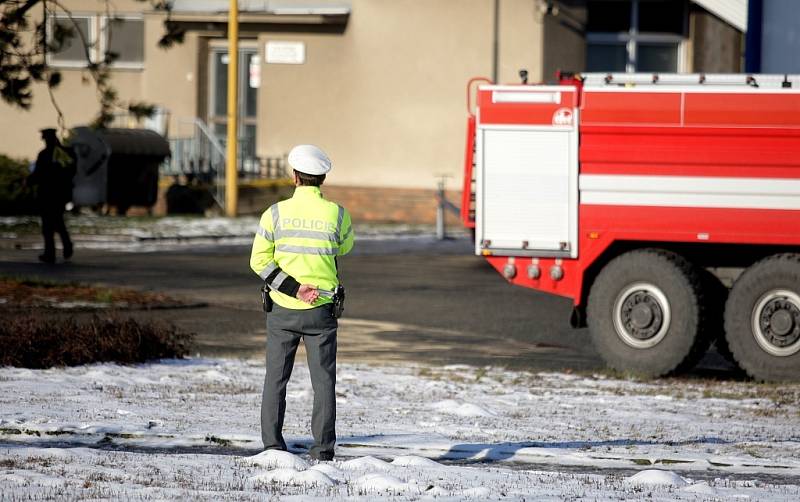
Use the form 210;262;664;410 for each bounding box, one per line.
461;72;800;381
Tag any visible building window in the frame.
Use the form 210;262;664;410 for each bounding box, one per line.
48;15;95;66
102;17;144;67
586;0;687;73
48;15;144;69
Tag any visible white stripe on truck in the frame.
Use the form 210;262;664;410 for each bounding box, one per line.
580;174;800;210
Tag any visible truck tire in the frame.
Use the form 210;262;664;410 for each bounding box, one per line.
724;254;800;382
587;249;709;377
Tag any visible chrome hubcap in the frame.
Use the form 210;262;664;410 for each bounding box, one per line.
613;283;671;349
752;290;800;357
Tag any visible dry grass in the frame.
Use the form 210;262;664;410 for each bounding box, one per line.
0;275;185;309
0;314;194;368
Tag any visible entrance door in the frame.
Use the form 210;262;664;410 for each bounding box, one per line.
209;46;259;172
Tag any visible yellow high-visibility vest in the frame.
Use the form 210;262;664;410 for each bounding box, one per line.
250;186;354;309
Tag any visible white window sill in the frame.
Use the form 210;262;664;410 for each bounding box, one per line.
48;62;145;71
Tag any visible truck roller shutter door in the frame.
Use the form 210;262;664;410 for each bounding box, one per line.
475;86;579;258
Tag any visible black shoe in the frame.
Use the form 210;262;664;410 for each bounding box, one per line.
63;243;73;260
310;451;334;461
38;254;56;264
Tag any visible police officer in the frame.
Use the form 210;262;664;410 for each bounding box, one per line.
27;128;75;264
250;144;354;461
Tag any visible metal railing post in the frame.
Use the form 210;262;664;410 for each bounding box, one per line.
435;175;462;241
436;179;446;240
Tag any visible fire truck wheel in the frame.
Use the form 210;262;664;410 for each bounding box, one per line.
587;249;709;377
724;254;800;382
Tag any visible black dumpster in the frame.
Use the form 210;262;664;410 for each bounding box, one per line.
98;128;170;215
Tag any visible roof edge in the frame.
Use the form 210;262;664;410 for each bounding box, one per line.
691;0;747;32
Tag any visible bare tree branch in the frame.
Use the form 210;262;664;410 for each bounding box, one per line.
1;0;178;130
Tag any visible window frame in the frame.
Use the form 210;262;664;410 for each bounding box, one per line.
585;0;689;73
99;14;145;70
46;14;97;68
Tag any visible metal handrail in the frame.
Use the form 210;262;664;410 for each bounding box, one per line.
162;118;292;211
165;118;228;210
191;118;226;158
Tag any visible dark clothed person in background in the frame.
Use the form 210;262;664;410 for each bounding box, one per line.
27;128;76;264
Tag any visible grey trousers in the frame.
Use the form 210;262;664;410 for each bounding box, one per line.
261;303;337;458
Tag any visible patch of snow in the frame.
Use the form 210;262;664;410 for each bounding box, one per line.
242;449;309;470
0;471;65;487
308;462;346;481
248;468;335;487
431;399;496;417
52;300;114;309
351;473;421;494
199;369;231;382
338;455;393;472
461;486;493;498
625;469;689;487
5;215;470;253
391;455;443;468
684;481;721;496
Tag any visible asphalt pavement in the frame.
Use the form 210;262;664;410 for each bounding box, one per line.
0;235;737;375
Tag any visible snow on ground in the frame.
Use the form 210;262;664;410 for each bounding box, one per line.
1;359;799;500
1;215;468;253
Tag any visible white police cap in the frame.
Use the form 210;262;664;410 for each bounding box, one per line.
288;144;331;175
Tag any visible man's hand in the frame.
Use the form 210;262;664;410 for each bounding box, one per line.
297;284;319;304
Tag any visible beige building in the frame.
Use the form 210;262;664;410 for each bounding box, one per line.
0;0;745;221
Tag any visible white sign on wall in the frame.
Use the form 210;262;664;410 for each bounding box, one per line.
265;41;306;64
249;55;261;88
